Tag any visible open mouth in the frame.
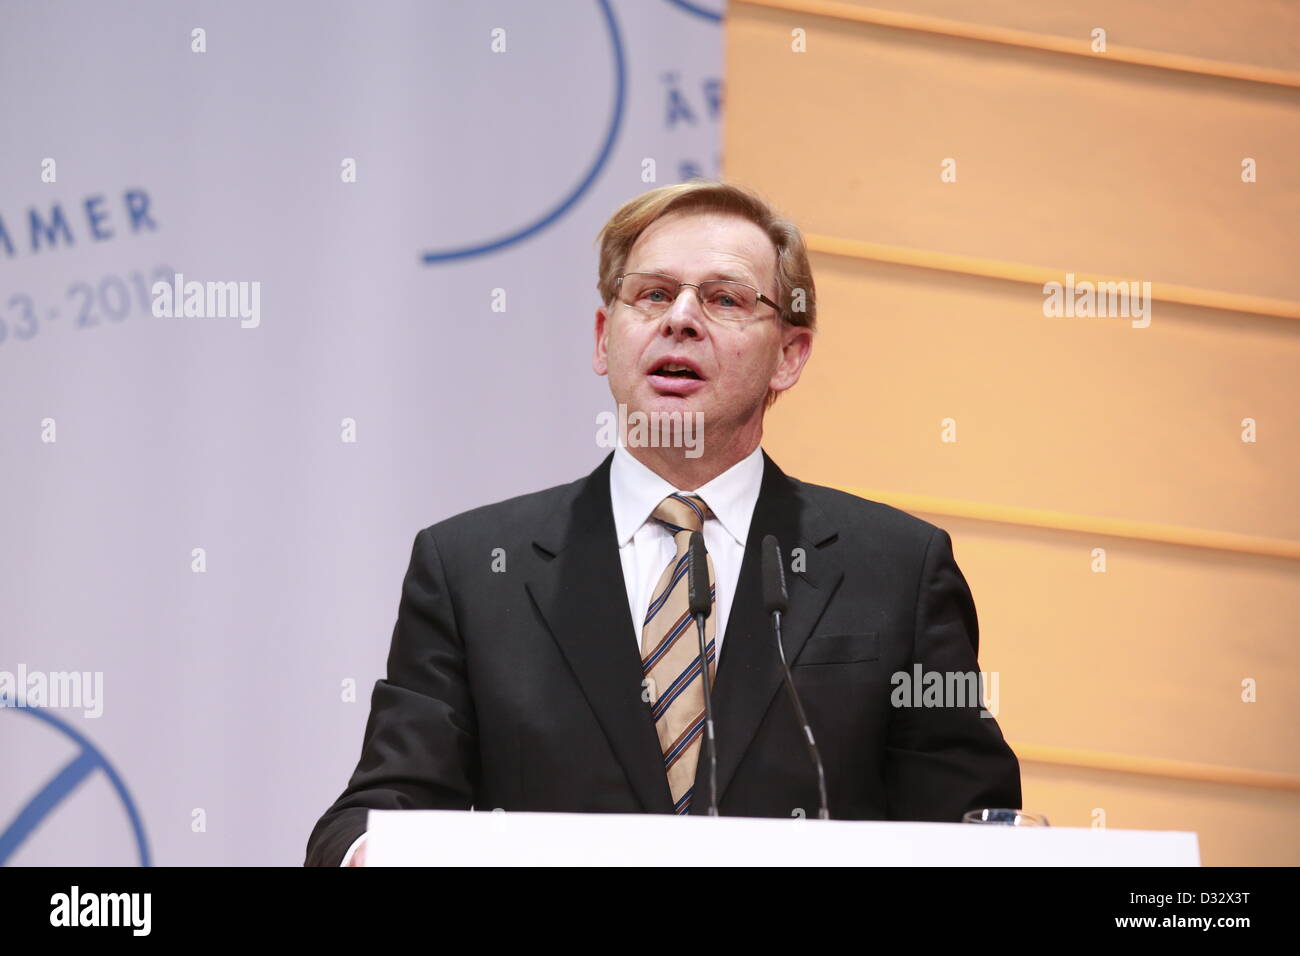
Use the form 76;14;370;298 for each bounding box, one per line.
648;361;703;380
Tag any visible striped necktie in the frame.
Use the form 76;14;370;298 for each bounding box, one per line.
640;493;716;814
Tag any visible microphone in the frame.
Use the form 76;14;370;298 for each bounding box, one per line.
761;534;829;820
687;531;719;817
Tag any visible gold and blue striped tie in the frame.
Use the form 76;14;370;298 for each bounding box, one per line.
640;493;716;814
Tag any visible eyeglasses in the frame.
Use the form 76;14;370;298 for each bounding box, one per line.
614;272;780;324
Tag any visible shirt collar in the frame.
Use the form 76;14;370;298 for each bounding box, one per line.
610;443;765;549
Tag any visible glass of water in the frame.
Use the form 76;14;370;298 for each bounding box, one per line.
962;808;1050;826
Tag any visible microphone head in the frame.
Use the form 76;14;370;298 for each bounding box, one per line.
761;534;788;614
687;531;712;617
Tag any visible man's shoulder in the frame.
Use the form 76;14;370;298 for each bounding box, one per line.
790;473;944;548
418;468;592;545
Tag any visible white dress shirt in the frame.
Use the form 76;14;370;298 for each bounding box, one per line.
340;444;766;865
609;443;764;660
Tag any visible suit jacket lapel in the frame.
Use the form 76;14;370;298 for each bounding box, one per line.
689;450;844;813
525;453;675;813
524;449;843;816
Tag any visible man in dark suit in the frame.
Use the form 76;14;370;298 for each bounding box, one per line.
305;180;1020;866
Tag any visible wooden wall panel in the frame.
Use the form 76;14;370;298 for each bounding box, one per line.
727;5;1300;297
728;0;1300;865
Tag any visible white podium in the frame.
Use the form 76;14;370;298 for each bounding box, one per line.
366;810;1200;866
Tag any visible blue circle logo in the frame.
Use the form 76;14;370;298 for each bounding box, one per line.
1;703;150;866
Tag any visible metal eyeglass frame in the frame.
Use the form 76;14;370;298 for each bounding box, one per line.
614;272;781;323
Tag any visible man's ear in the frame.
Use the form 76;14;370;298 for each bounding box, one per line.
769;324;813;394
592;305;610;376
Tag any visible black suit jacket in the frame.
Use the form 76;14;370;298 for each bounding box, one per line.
305;451;1020;865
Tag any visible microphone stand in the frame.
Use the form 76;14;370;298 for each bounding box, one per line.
687;532;719;817
763;535;829;820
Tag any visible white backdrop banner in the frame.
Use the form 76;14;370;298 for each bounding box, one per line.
0;0;724;865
